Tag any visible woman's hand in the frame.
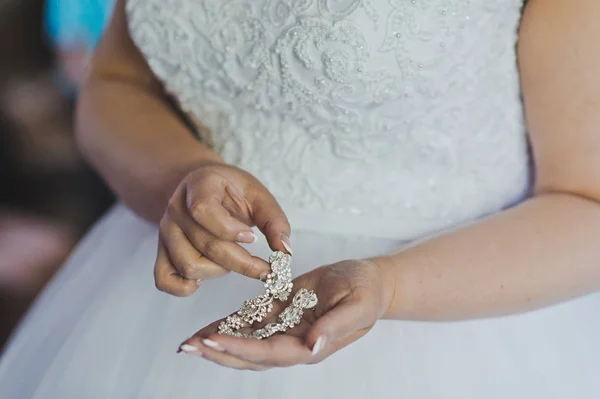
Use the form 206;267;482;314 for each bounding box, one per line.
155;162;292;297
177;259;395;370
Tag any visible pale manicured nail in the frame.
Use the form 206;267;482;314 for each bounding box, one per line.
259;271;269;282
203;339;225;352
196;279;203;286
281;237;293;255
179;344;199;353
312;336;326;356
236;231;257;243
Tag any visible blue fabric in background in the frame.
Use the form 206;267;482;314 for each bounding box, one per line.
46;0;116;49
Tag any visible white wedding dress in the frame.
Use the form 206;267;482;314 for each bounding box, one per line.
2;0;599;397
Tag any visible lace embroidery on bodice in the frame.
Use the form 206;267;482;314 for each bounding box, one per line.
126;0;529;239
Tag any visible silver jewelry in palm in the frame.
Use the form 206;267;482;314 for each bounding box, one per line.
218;251;318;339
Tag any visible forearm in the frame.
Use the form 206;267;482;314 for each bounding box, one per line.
377;193;600;321
76;77;223;223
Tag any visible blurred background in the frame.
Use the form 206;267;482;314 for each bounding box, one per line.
0;0;116;349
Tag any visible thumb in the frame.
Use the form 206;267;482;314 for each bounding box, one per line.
250;186;292;255
306;296;372;356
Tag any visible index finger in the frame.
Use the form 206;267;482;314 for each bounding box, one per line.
245;184;292;254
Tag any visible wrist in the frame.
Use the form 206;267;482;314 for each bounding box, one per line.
362;256;397;320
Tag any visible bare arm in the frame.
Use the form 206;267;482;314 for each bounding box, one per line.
379;0;600;321
76;0;222;223
77;0;292;295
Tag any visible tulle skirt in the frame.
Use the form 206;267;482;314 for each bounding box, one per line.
1;205;599;398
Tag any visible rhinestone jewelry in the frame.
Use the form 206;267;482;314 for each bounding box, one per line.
264;251;293;300
220;289;319;340
237;294;274;324
217;251;294;336
217;251;318;339
250;289;318;340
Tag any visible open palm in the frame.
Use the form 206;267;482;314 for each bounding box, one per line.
178;259;393;370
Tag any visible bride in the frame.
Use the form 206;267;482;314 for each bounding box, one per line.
1;0;599;397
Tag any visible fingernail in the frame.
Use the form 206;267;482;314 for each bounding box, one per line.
281;237;293;255
196;279;203;286
236;231;257;244
179;344;199;353
203;339;225;352
259;271;269;282
312;336;327;356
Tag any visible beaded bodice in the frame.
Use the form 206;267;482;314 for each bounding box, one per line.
127;0;529;239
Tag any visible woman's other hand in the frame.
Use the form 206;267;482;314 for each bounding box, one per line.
154;163;292;297
178;258;395;370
